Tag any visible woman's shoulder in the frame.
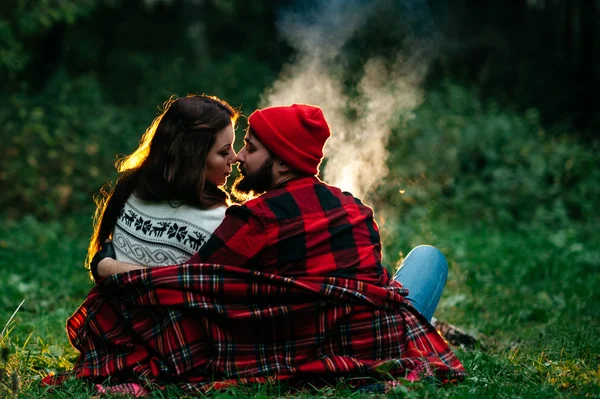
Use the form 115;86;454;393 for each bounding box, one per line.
179;203;227;223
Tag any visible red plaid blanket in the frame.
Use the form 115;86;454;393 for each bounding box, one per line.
61;264;465;392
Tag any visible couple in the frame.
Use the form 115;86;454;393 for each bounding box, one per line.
61;95;465;394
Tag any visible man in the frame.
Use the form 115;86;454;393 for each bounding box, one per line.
186;103;389;285
79;104;464;393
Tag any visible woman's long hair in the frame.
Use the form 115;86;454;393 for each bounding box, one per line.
86;94;238;271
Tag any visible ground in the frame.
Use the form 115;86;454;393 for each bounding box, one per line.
0;212;598;398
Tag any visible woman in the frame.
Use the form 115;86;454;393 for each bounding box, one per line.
87;94;238;280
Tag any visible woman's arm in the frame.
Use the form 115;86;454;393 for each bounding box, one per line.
97;258;146;277
92;242;146;279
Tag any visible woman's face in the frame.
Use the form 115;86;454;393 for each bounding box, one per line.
205;123;236;187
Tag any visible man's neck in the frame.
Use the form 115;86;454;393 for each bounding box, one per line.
270;173;304;191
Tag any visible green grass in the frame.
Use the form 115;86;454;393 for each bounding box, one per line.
1;212;599;398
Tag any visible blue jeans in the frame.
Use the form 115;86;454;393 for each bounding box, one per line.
392;245;448;321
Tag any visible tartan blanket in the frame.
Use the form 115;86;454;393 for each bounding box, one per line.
62;264;465;392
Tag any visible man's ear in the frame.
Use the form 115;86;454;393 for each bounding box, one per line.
273;157;291;174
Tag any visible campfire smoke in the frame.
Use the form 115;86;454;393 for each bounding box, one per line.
261;0;437;200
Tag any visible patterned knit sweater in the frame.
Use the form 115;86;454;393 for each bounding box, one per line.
112;194;225;266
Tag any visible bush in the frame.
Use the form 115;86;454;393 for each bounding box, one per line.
0;71;139;219
376;82;600;227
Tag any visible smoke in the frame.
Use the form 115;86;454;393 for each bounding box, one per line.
261;0;437;200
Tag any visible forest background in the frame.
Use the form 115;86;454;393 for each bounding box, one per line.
0;0;599;397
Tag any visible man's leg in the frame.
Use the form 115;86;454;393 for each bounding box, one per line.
392;245;448;321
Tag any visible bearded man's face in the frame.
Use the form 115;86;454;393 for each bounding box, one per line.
231;156;274;200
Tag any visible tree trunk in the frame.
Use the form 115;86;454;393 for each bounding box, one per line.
565;0;573;62
578;0;598;135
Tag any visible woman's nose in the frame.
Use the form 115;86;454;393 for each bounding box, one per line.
228;151;237;164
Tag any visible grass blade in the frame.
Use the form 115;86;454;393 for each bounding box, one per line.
1;300;25;338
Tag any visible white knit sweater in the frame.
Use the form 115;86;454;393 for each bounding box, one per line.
112;194;226;267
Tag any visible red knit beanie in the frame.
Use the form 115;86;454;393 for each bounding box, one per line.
248;104;331;176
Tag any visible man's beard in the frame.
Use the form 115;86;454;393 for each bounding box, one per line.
231;156;274;202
